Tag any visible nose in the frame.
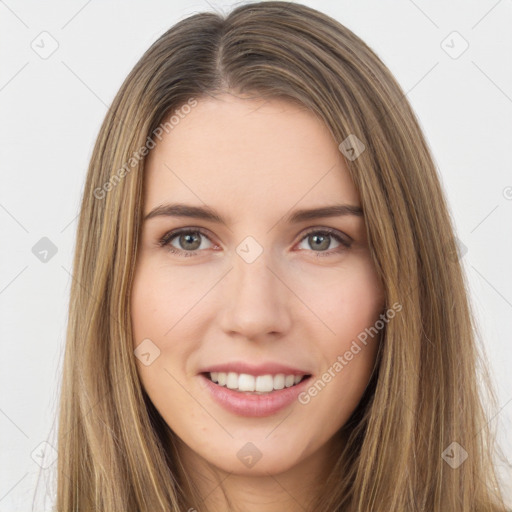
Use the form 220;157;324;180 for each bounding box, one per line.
216;247;293;342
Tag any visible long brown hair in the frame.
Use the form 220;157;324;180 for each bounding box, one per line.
51;2;510;510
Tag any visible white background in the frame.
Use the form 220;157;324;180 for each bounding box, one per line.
0;0;511;509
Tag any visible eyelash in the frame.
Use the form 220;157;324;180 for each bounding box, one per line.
157;227;352;258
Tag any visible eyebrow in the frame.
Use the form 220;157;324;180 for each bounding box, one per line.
143;203;363;224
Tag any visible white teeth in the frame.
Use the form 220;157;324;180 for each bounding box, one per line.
238;373;255;392
285;375;295;387
207;372;307;393
273;374;285;390
226;372;239;389
256;374;273;392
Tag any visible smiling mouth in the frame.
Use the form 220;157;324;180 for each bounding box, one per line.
203;371;311;394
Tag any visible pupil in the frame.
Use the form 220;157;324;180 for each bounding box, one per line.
311;234;329;251
181;232;200;250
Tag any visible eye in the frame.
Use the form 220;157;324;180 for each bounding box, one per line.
158;226;352;257
296;227;352;255
158;228;215;257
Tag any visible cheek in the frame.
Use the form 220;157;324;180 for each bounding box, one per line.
300;257;384;420
312;254;384;340
130;265;189;408
130;262;202;349
130;263;198;411
307;256;384;387
131;266;165;348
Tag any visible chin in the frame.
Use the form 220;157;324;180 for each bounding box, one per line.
202;444;306;477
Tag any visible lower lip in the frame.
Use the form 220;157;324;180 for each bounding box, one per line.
199;374;312;417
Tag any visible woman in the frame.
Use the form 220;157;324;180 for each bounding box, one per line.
55;2;510;510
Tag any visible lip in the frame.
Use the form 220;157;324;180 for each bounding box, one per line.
198;361;310;377
198;373;312;417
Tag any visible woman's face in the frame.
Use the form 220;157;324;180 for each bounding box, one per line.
131;93;385;477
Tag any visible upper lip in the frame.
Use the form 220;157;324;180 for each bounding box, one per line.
199;361;311;377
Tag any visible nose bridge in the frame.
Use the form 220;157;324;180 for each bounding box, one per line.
218;240;292;338
234;248;276;298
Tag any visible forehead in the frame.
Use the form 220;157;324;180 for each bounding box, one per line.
143;94;360;214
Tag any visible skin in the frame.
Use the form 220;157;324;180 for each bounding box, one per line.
130;92;385;512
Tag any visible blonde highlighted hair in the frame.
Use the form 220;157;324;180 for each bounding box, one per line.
50;2;510;510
